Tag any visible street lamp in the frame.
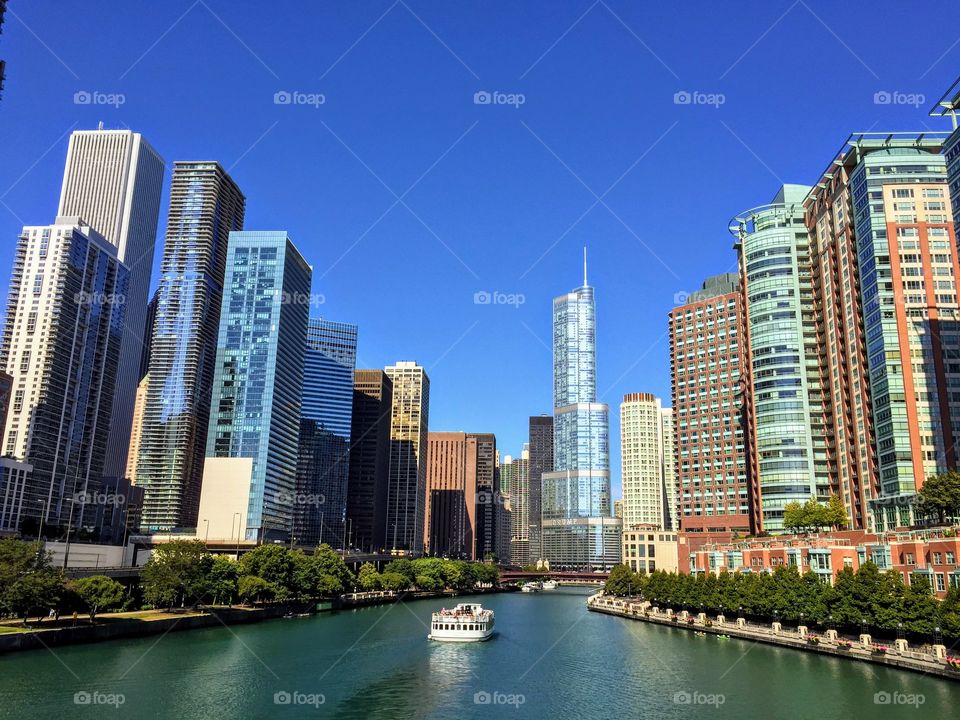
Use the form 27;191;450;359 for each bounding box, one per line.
233;512;241;559
897;622;904;641
36;499;47;541
202;519;209;544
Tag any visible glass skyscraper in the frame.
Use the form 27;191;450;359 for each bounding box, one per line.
541;255;620;570
204;231;312;542
137;162;245;531
294;318;358;547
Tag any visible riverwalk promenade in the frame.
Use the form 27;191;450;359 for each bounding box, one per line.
587;593;960;682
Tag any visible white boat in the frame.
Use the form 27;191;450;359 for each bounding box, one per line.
541;580;557;591
428;603;495;642
521;582;542;593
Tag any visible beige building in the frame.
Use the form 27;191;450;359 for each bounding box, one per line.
622;524;679;574
620;393;677;531
196;457;252;543
424;432;478;559
125;375;149;482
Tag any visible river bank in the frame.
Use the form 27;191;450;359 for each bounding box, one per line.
587;593;960;682
0;586;511;655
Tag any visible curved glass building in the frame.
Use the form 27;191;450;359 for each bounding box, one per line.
731;185;827;531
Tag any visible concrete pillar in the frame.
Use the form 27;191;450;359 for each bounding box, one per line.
894;639;908;654
798;625;808;638
697;612;707;624
716;615;726;625
680;610;689;621
934;644;947;660
825;629;838;642
665;608;674;617
736;617;746;628
772;622;781;634
860;634;871;648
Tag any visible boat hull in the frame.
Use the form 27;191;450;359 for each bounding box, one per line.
428;629;494;642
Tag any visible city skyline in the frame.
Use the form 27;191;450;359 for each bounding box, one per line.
5;4;960;498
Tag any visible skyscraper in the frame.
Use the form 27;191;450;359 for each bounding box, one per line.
472;432;499;560
125;374;150;483
56;129;165;478
137;162;245;531
541;253;620;570
527;415;552;563
502;446;530;566
294;318;357;547
384;361;430;554
199;231;311;542
731;185;825;532
347;369;393;552
0;219;128;530
620;393;677;530
424;431;477;559
670;273;753;536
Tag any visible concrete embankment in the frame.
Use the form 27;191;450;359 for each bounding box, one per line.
587;595;959;682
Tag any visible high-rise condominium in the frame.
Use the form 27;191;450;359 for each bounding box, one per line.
731;184;826;532
56;129;164;478
0;219;128;530
542;255;620;569
384;362;430;554
669;274;752;535
295;318;357;547
346;370;393;552
137;162;245;531
527;415;552;563
806;134;960;530
199;231;311;542
125;375;150;483
424;431;478;559
501;446;530;565
620;393;677;530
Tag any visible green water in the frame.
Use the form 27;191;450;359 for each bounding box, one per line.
1;587;957;718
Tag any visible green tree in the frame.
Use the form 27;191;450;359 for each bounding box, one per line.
383;559;416;586
238;576;275;605
308;545;355;596
5;571;63;623
238;545;297;599
915;471;960;525
824;494;849;530
604;565;639;596
380;572;409;592
72;576;125;621
357;563;382;591
207;556;239;606
141;540;214;609
782;501;809;533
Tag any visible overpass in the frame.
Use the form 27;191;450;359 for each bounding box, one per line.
499;570;608;584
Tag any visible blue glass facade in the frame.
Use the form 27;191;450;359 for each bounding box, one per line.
294;318;358;547
542;271;619;570
205;231;311;541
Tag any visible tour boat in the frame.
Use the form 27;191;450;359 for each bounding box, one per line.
428;603;495;642
521;582;542;593
541;580;558;591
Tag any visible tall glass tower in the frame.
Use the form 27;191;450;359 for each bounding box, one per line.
294;318;358;547
542;252;620;570
137;162;245;531
203;231;312;542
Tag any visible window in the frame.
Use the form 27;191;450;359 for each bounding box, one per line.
936;573;946;592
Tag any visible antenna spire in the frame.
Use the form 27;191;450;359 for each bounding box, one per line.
583;246;588;287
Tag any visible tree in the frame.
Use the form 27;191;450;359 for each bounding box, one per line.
238;576;275;605
73;576;125;621
238;545;297;599
604;565;639;596
782;501;809;533
379;572;409;592
824;494;849;530
309;545;355;596
207;556;239;606
383;559;416;586
0;539;64;623
357;563;382;591
141;540;214;609
915;471;960;525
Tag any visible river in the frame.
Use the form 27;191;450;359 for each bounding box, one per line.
1;586;958;718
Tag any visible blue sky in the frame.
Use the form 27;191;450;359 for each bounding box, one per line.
1;1;959;498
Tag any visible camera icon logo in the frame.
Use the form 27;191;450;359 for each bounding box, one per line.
673;691;692;704
474;691;492;705
74;91;92;105
474;91;492;105
74;691;92;705
274;91;292;105
873;91;891;105
274;691;292;705
473;290;492;305
673;91;692;105
874;691;891;704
